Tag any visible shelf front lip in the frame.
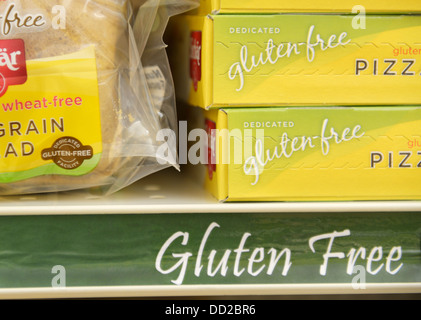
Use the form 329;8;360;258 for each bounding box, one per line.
0;283;420;299
0;201;421;216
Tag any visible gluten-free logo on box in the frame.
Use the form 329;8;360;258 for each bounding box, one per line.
190;31;202;92
0;39;27;97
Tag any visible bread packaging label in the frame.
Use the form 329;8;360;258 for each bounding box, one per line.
0;45;102;183
193;0;421;14
170;14;421;109
0;2;102;184
204;107;421;202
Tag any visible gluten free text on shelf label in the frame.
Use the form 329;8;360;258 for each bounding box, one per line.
156;222;404;285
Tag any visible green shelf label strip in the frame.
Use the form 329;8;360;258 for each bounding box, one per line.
0;212;419;291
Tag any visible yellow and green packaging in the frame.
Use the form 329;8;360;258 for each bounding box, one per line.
204;107;421;202
170;14;421;109
193;0;421;14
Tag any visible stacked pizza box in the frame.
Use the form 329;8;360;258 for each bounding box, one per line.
168;0;421;202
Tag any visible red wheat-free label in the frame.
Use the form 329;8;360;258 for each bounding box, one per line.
190;31;202;92
0;39;27;97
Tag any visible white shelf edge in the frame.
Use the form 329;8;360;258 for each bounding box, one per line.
1;201;421;216
0;283;420;299
0;170;420;216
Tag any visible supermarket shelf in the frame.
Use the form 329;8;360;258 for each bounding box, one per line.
0;168;419;299
1;283;421;300
1;168;421;216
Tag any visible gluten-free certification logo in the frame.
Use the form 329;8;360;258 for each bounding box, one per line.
42;137;93;170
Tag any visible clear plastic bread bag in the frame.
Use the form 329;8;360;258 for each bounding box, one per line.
0;0;198;196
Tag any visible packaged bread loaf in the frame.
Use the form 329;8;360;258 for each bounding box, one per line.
0;0;196;195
